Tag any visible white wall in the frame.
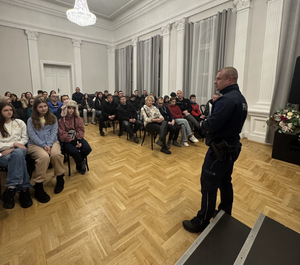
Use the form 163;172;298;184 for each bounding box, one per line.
0;25;32;96
81;41;109;93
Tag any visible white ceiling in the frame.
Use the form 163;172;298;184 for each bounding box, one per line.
43;0;143;20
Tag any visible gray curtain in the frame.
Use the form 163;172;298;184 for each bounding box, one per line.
265;0;300;144
137;35;162;96
183;9;232;104
115;45;133;96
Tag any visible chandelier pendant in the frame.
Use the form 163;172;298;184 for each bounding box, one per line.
66;0;96;27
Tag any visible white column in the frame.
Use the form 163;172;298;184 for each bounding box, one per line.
175;18;186;93
131;37;138;93
72;39;83;91
232;0;251;93
247;0;284;143
107;45;116;93
24;30;41;94
161;24;171;96
255;0;284;110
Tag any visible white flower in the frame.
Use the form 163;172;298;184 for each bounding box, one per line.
288;123;293;128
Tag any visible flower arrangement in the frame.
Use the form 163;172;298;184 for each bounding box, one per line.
266;106;300;140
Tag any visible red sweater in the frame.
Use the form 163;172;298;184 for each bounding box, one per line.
168;104;183;119
58;115;85;142
191;102;201;117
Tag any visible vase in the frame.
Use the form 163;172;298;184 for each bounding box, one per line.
272;129;300;166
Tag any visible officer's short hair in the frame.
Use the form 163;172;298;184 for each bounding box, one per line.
220;67;238;81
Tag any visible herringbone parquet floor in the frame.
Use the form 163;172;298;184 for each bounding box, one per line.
0;123;300;265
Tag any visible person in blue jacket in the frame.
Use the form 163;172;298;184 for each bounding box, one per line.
27;96;65;203
47;93;63;116
183;67;248;233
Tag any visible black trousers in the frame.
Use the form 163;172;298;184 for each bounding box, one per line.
122;120;143;138
145;120;168;148
62;138;92;165
99;115;117;132
167;123;180;141
196;144;241;225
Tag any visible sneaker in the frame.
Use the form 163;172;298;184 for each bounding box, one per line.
182;217;209;233
92;121;96;125
100;131;105;136
155;139;162;146
182;141;189;147
167;140;171;149
85;123;88;126
172;140;182;147
34;183;50;203
160;147;171;154
54;174;65;194
19;188;33;208
189;135;199;143
2;188;16;209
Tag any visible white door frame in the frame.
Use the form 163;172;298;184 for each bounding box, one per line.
40;60;75;95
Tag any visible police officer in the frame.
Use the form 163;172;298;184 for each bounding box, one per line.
183;67;248;233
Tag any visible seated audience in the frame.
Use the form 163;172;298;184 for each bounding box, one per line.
139;90;148;108
99;94;118;136
72;87;83;107
43;91;50;102
203;93;220;117
190;94;202;122
134;90;141;106
25;92;33;101
168;97;198;147
81;93;96;125
10;94;23;109
117;96;142;143
164;95;170;105
112;91;119;103
26;97;35;118
27;96;65;203
103;90;109;100
48;93;63;116
150;92;158;102
176;90;202;138
4;92;11;97
37;90;43;96
94;92;104;117
92;91;98;102
20;93;28;109
156;97;181;148
58;100;91;175
141;96;171;154
0;102;32;209
0;97;11;104
55;95;69;120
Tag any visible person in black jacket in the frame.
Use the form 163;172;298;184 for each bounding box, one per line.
134;90;141;106
94;92;104;117
99;94;118;136
156;97;181;148
176;90;202;138
139;90;148;108
183;67;248;233
72;87;83;106
81;93;96;125
117;96;142;143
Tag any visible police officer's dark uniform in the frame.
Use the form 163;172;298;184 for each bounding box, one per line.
183;81;248;233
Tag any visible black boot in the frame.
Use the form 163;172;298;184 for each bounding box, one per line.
19;188;33;208
76;161;86;175
2;188;16;209
54;174;65;194
34;182;50;203
160;139;171;154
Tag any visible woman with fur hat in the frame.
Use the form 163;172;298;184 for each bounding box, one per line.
58;100;92;175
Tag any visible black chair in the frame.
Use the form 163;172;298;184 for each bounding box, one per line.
200;104;206;115
141;127;158;150
61;146;89;176
104;120;117;134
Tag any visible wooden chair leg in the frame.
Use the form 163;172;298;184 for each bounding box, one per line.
141;130;147;146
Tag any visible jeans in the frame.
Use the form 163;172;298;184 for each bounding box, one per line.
62;138;92;165
196;144;241;225
0;148;31;190
122;120;143;138
83;109;96;124
175;119;192;142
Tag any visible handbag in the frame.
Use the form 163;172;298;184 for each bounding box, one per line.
68;116;76;140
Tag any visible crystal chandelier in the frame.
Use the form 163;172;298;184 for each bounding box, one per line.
66;0;96;27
